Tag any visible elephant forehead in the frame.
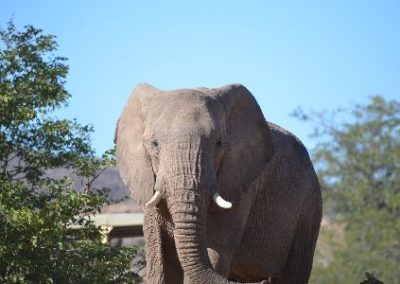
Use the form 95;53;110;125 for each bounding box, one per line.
173;106;210;124
159;106;215;138
146;97;222;138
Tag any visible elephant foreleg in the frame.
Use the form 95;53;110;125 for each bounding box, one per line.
143;209;166;284
282;190;322;284
144;206;184;284
207;190;256;279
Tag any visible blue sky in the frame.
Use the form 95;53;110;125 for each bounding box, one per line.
1;1;399;154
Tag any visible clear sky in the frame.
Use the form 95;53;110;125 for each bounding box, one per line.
1;1;399;154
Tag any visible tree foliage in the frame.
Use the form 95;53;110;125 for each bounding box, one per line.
294;96;400;283
0;21;136;283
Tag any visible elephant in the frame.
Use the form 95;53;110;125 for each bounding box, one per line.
115;83;322;284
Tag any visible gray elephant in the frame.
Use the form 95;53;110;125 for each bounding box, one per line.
115;83;322;284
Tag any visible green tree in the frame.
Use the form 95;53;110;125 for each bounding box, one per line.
294;97;400;283
0;21;136;283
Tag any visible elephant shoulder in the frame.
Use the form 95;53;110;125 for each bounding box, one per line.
264;121;320;199
266;121;310;163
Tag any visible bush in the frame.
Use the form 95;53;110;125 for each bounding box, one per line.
294;96;400;283
0;21;136;283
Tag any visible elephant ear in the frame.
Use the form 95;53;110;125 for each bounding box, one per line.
115;83;158;206
215;84;275;203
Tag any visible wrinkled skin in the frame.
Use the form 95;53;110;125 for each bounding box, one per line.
115;83;322;284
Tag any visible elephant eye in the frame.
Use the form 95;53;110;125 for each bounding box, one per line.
216;139;222;148
151;140;159;148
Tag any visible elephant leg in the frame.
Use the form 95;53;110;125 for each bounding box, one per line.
281;190;322;284
207;247;233;277
207;190;256;278
161;226;183;283
143;208;166;284
144;205;184;284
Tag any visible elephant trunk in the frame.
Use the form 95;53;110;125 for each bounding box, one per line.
168;186;267;284
167;183;230;284
162;141;265;284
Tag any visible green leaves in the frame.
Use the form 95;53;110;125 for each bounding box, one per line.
0;21;136;283
297;96;400;283
0;20;107;185
0;21;69;113
0;178;136;284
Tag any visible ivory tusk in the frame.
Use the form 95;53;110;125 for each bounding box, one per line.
145;191;162;209
213;193;232;209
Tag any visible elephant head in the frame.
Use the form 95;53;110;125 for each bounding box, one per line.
115;83;274;283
